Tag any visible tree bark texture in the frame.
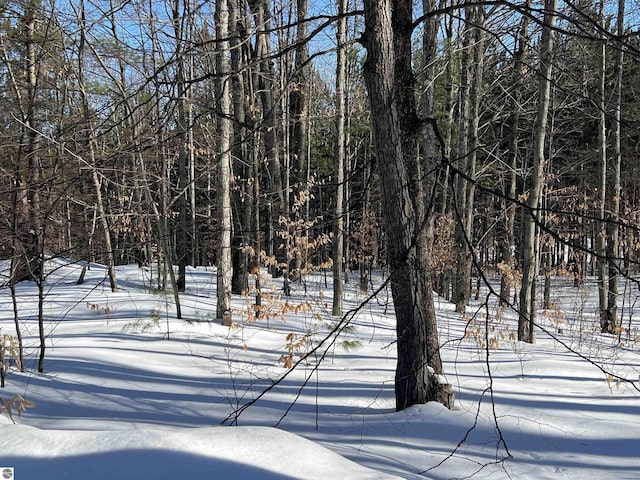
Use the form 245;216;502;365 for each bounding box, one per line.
362;0;450;411
332;0;347;317
11;3;42;285
172;0;190;292
596;0;608;330
216;0;233;322
606;0;625;334
453;6;484;313
230;0;250;296
78;0;118;292
500;1;530;306
518;0;558;343
248;0;286;276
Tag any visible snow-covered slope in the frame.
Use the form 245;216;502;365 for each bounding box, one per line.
0;261;638;479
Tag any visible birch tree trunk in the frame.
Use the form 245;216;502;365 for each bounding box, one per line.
215;0;234;323
518;0;558;343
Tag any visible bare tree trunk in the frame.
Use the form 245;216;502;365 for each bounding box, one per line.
25;2;41;254
144;0;180;316
74;0;118;292
518;0;558;343
453;5;484;313
606;0;625;335
435;12;457;300
91;171;118;292
230;0;250;296
9;273;24;372
543;192;552;309
105;0;152;271
172;0;191;292
277;17;292;295
290;0;310;282
248;0;286;275
500;1;530;306
439;12;456;219
359;158;373;293
216;0;233;323
363;0;452;410
9;2;42;286
243;27;263;312
596;0;609;330
453;13;471;312
421;0;437;125
332;0;347;317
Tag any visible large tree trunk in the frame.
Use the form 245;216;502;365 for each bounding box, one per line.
362;0;452;411
518;0;558;343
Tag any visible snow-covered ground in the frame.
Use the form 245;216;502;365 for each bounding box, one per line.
1;261;639;479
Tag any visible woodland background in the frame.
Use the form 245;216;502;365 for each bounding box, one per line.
2;0;640;410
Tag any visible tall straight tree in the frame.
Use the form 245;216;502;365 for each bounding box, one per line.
290;0;310;282
172;0;192;292
230;0;250;296
453;4;485;313
362;0;452;410
248;0;285;274
596;0;608;329
10;0;42;285
215;0;233;322
15;0;46;373
518;0;558;343
500;1;530;306
332;0;347;317
606;0;626;334
75;0;118;293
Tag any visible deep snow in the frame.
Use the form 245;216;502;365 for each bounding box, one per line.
0;261;639;479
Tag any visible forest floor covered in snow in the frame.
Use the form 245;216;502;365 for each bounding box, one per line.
0;260;639;479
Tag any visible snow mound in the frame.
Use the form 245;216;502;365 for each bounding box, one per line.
0;424;400;480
